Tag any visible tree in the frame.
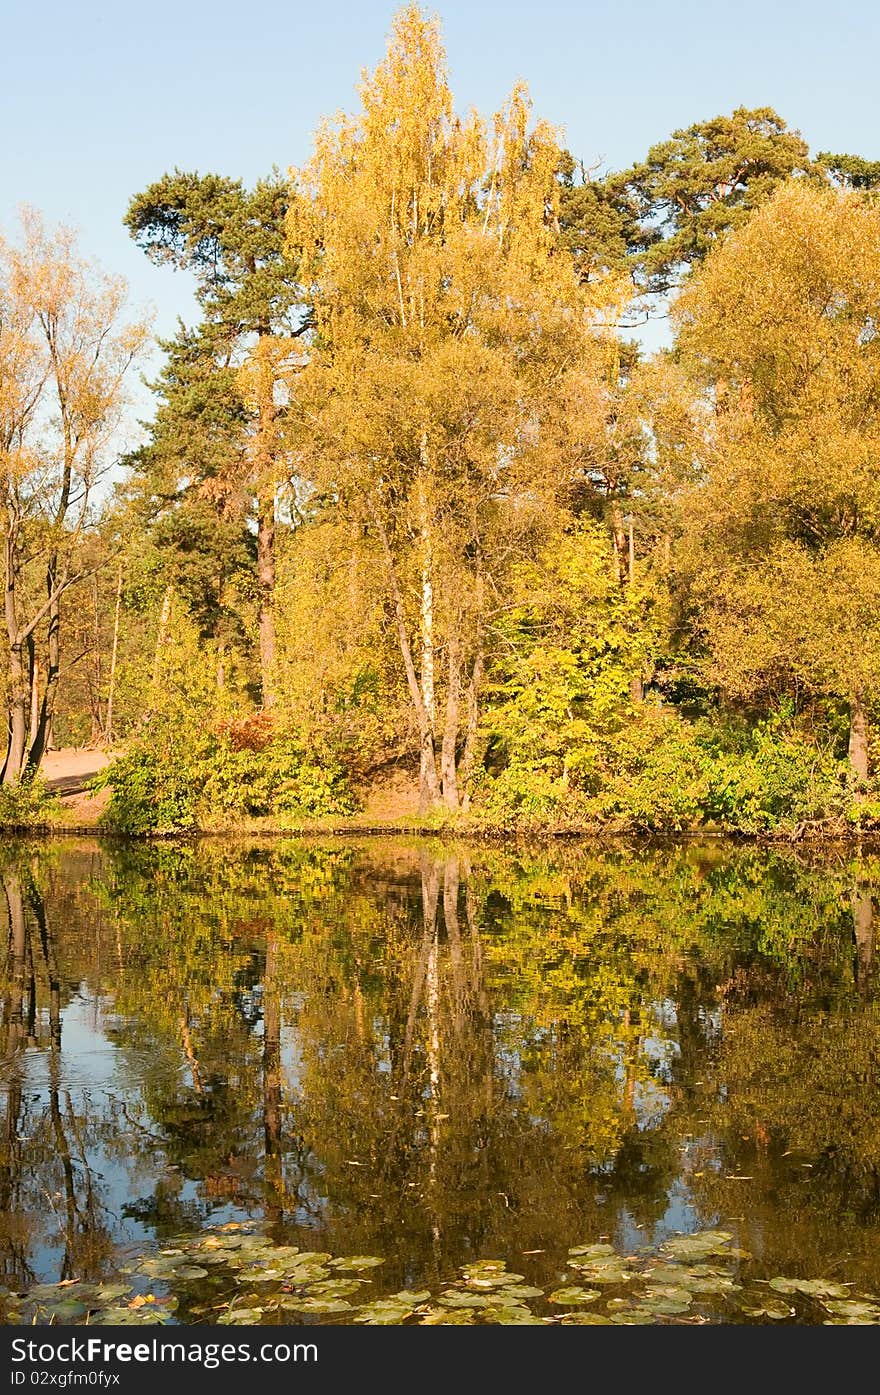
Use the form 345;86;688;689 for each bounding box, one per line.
673;180;880;779
122;324;259;705
820;152;880;191
286;4;611;810
0;211;147;784
125;171;303;706
571;107;814;297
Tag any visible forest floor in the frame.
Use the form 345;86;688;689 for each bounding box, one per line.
40;748;115;827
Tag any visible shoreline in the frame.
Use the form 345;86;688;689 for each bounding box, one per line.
5;811;880;847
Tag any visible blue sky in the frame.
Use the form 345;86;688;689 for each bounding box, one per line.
3;0;878;419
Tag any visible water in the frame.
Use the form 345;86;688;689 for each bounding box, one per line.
0;835;878;1324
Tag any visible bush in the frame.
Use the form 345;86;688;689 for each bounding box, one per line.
98;715;357;834
583;709;712;831
474;701;854;835
0;778;56;830
702;715;848;833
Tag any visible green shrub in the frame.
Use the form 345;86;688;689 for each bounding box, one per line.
583;709;712;831
98;714;357;834
0;778;56;830
703;715;848;833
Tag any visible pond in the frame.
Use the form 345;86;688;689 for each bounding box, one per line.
1;835;879;1325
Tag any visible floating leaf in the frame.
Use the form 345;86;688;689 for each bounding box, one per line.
296;1280;358;1301
739;1298;794;1320
569;1243;616;1258
821;1299;880;1323
568;1260;635;1285
609;1308;658;1324
768;1277;850;1299
354;1299;417;1325
560;1312;614;1324
464;1272;525;1290
438;1291;491;1309
648;1264;740;1294
288;1296;355;1314
639;1294;692;1315
548;1287;602;1305
96;1283;132;1301
41;1300;88;1320
216;1308;265;1325
327;1255;382;1270
174;1265;209;1279
644;1285;693;1305
662;1230;733;1260
483;1305;545;1325
420;1308;475;1325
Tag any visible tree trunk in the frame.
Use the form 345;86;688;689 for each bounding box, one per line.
610;501;627;585
371;508;441;809
849;694;870;783
3;642;28;787
852;884;874;996
89;573;103;744
152;584;174;691
257;491;276;709
417;469;437;810
104;563;122;744
262;931;283;1228
459;648;484;812
26;561;62;777
440;638;460;810
27;638;39;748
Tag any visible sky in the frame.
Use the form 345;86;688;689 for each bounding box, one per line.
2;0;878;430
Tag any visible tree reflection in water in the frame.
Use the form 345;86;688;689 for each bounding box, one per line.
0;837;877;1297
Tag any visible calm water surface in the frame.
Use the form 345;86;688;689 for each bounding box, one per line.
1;836;878;1324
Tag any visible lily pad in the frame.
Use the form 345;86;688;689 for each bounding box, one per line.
560;1312;614;1324
483;1305;545;1325
95;1283;132;1301
328;1255;383;1270
569;1243;616;1258
464;1272;525;1290
641;1288;694;1311
568;1261;635;1285
216;1308;265;1325
548;1286;602;1305
609;1308;658;1324
303;1279;363;1299
739;1298;795;1320
768;1277;850;1299
40;1300;88;1320
287;1296;355;1314
438;1291;491;1309
821;1299;880;1323
420;1308;475;1325
648;1264;740;1293
354;1299;418;1325
661;1230;733;1260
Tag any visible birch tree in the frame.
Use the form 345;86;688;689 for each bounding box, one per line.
0;211;147;783
286;5;611;810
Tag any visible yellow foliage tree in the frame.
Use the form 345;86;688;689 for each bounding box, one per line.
673;180;880;779
283;6;613;810
0;210;148;784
